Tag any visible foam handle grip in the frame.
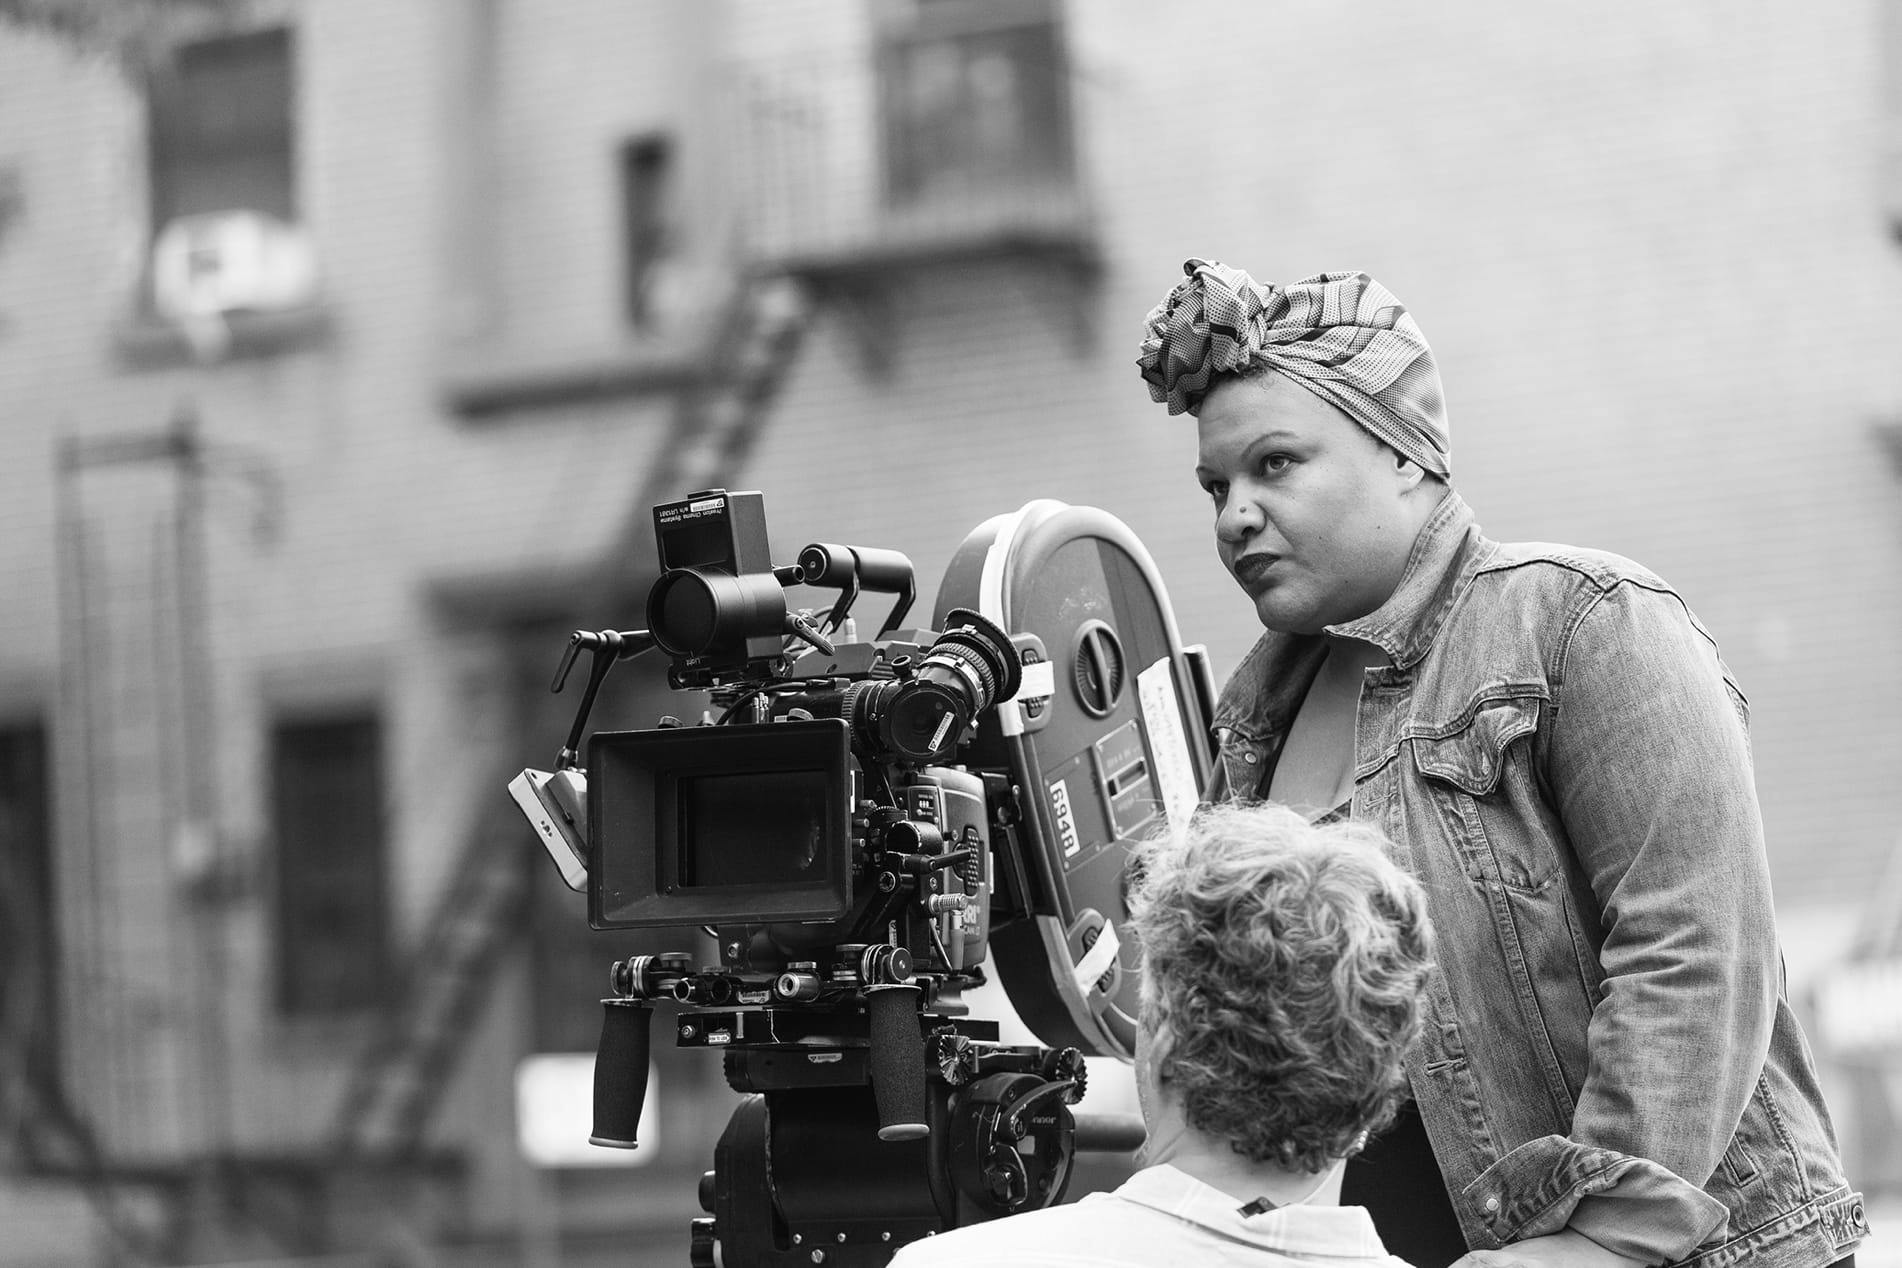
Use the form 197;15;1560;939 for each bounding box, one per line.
590;999;652;1149
865;984;929;1142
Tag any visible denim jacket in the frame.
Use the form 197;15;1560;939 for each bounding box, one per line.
1208;491;1867;1268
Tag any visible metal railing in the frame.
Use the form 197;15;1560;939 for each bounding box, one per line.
721;45;1094;272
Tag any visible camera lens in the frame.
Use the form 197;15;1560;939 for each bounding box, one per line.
869;609;1021;764
881;678;971;763
783;610;1020;764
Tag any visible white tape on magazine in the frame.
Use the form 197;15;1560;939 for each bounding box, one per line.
1072;922;1121;995
1014;658;1055;708
1137;657;1200;831
978;506;1031;737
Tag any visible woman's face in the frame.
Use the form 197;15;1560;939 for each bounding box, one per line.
1195;372;1425;635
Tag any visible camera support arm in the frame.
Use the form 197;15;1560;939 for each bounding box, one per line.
551;627;658;770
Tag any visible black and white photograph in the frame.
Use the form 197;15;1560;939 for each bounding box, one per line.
0;2;1898;1265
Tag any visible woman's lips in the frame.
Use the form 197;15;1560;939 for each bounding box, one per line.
1232;553;1281;586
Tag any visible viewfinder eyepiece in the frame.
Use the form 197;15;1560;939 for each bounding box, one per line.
646;568;788;658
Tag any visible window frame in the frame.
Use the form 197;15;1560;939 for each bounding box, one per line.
145;25;299;238
873;0;1075;207
268;710;392;1018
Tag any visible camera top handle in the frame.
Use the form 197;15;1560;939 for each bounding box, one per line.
797;541;916;638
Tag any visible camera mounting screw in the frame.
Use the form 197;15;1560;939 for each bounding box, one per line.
859;944;913;985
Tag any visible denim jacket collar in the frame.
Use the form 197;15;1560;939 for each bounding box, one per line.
1212;488;1488;743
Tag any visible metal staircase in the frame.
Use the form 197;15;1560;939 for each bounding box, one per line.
5;1055;187;1264
325;803;537;1159
612;269;815;567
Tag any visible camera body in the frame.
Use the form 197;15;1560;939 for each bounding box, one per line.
510;488;1213;1265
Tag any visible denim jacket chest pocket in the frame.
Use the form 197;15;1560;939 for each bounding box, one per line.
1404;693;1563;895
1398;689;1605;1137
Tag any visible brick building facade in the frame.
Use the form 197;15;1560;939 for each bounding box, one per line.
0;0;1898;1261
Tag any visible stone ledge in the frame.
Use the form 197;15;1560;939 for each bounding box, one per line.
440;340;704;421
111;304;333;370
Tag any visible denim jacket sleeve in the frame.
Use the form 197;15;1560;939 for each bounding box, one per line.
1525;578;1778;1262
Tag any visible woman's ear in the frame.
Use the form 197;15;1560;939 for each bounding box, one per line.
1391;450;1428;492
1143;1013;1176;1073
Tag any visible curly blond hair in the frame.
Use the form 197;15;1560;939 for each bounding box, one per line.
1127;802;1435;1173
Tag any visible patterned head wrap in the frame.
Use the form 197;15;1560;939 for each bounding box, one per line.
1137;260;1451;478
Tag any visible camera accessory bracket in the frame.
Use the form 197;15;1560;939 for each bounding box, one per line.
507;767;588;892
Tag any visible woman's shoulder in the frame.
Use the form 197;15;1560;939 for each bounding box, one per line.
1422;537;1699;697
1476;538;1674;596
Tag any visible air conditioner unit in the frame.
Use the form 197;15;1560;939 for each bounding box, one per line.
151;209;320;321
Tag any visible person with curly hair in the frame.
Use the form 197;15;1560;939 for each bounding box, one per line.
1132;260;1866;1268
892;802;1434;1268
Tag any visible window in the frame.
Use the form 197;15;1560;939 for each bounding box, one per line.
147;27;296;233
620;134;675;329
878;0;1072;205
271;714;389;1015
0;722;56;1102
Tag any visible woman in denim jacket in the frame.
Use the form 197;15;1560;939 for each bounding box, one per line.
1136;260;1867;1268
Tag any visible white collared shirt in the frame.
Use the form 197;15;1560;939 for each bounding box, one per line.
888;1164;1417;1267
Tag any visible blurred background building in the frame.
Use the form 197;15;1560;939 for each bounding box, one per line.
0;0;1899;1264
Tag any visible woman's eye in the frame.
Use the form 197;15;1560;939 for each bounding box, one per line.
1204;481;1228;503
1262;453;1293;474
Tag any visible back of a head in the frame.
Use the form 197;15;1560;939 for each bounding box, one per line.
1128;802;1434;1173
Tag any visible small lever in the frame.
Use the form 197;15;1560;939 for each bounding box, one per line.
896;848;977;876
553;628;655;693
783;611;835;657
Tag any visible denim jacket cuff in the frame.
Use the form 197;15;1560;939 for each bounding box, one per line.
1461;1134;1728;1264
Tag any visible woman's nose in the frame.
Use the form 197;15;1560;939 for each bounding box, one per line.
1216;495;1260;545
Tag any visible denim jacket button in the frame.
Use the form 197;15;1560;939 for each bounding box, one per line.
1484;1196;1500;1213
1243;751;1258;764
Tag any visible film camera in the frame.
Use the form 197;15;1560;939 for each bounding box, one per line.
509;489;1214;1266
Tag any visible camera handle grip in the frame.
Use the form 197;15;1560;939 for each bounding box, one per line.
799;542;917;636
589;998;652;1149
864;983;929;1142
